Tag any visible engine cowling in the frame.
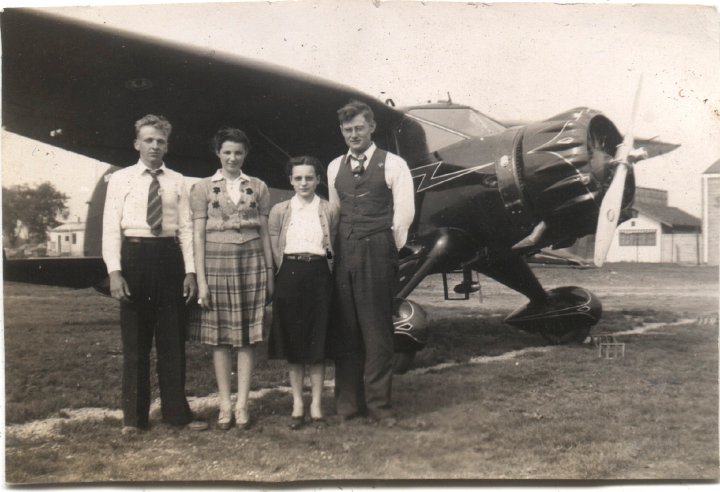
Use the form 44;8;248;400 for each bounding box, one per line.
496;108;632;252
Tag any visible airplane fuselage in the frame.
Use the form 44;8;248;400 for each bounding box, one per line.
4;102;628;296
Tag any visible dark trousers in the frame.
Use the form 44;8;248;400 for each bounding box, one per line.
332;230;398;419
119;239;192;428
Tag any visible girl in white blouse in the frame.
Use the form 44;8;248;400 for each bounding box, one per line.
267;156;338;429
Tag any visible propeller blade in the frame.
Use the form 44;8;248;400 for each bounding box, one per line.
593;75;643;267
593;163;628;267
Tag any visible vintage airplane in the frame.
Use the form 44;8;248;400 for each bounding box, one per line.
2;9;678;370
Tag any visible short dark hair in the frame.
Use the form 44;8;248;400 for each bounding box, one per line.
337;100;375;125
211;127;251;153
285;155;325;178
134;114;171;138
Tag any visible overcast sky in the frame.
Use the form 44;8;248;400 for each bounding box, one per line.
2;0;719;217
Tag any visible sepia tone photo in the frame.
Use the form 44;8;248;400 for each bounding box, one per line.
2;0;719;486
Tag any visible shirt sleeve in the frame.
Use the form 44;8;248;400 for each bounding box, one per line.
267;203;282;267
257;179;271;216
327;157;341;210
101;172;125;274
267;203;281;238
387;155;416;249
189;180;208;220
328;201;340;243
177;176;196;274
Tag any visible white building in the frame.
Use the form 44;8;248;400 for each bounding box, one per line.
571;187;702;264
608;203;701;263
701;159;720;265
47;221;86;257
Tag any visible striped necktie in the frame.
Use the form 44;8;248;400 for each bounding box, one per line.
350;154;367;177
146;168;164;236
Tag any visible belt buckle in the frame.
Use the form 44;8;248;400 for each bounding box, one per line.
302;255;312;262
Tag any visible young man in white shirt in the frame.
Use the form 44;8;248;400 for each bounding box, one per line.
102;114;206;434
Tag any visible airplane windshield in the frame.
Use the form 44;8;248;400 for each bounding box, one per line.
408;108;506;140
396;107;506;161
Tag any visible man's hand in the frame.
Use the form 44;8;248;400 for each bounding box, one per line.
183;273;198;305
109;270;131;302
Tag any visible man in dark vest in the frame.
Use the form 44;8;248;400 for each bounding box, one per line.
327;100;415;424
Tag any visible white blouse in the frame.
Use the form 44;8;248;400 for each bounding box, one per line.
225;174;244;205
283;195;326;256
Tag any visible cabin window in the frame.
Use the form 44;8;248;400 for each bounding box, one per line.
409;108;505;139
396;107;507;163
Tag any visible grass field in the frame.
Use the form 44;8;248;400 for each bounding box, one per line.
3;262;718;483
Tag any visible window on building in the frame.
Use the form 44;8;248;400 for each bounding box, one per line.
619;230;656;246
72;233;77;245
65;235;70;242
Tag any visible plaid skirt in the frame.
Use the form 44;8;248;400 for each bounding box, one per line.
189;239;267;347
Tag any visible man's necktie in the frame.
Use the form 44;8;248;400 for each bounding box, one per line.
146;168;164;236
350;154;367;177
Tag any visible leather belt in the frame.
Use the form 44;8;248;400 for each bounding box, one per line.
124;236;178;244
284;254;325;262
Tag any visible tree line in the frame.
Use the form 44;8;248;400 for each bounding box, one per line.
2;182;68;247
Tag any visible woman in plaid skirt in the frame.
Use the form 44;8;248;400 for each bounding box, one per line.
189;128;274;430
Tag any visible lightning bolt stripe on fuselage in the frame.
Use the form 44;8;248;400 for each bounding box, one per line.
412;161;495;193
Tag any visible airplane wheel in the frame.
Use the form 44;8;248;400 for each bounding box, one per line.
393;351;416;374
540;322;592;345
506;286;601;345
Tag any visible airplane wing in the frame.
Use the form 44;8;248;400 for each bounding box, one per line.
2;255;108;289
1;8;406;289
1;9;405;187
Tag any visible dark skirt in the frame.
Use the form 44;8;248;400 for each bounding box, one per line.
268;258;332;364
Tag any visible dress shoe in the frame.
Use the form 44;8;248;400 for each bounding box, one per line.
310;417;327;429
185;420;209;431
217;408;234;431
367;412;397;428
289;415;305;430
235;407;251;431
326;413;361;426
121;425;143;436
